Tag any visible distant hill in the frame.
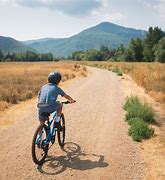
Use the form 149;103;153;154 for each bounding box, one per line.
0;36;36;55
23;22;146;57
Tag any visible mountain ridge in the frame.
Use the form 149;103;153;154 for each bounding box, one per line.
23;22;146;57
0;36;36;55
0;22;146;56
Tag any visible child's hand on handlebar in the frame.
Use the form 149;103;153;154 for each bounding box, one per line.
70;100;76;103
64;94;76;104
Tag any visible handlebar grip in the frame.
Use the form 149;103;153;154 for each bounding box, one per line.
61;100;76;104
61;101;71;104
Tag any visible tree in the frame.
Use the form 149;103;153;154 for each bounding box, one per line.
143;46;153;62
108;49;116;59
0;50;4;61
154;38;165;63
123;49;133;61
40;53;53;61
72;51;84;61
47;53;53;61
143;27;165;61
114;44;126;61
100;45;110;60
4;52;14;61
128;38;144;61
86;49;103;61
25;51;39;61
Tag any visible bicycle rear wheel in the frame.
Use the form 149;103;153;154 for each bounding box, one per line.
57;113;65;147
32;123;49;165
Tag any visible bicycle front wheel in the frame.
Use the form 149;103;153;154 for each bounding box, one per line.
32;123;49;165
57;113;65;147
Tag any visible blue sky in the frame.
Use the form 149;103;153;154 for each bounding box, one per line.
0;0;165;40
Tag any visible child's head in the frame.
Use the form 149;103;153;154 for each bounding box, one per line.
48;71;62;85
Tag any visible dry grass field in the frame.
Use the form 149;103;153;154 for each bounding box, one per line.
0;61;164;109
0;62;86;111
80;61;165;104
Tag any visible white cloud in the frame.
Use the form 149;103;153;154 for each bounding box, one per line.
138;0;165;23
157;0;165;22
92;10;125;22
91;0;125;22
0;0;164;40
0;0;102;16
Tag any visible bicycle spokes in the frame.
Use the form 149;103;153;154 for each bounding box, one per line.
32;124;48;164
36;130;43;146
32;113;66;165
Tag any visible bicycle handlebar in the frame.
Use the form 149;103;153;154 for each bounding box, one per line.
61;100;76;104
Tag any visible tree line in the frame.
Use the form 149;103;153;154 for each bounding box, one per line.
0;26;164;63
0;51;55;62
71;27;165;63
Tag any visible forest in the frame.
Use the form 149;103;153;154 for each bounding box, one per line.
71;27;165;63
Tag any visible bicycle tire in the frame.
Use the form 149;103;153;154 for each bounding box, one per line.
57;113;65;147
32;123;48;165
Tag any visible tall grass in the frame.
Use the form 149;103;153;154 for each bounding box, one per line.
0;62;86;111
80;61;165;103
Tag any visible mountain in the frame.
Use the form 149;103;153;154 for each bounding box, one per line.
24;22;146;57
0;36;36;55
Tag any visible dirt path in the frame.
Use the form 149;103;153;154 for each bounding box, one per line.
0;67;146;180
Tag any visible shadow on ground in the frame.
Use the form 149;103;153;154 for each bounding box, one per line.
37;142;109;175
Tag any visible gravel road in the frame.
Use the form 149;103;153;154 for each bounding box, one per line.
0;67;146;180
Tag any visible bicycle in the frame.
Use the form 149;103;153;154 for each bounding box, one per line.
32;101;71;165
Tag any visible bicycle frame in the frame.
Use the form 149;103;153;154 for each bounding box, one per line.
36;111;58;146
35;101;71;148
32;101;71;165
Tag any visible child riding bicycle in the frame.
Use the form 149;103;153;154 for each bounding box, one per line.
38;71;76;128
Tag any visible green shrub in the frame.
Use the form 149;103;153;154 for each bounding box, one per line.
112;67;123;76
126;117;142;125
112;66;118;73
123;96;141;111
123;96;155;142
141;102;155;123
117;71;123;76
129;120;154;142
126;103;155;123
124;96;155;123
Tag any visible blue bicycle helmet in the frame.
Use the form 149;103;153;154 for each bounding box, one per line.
48;71;62;84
